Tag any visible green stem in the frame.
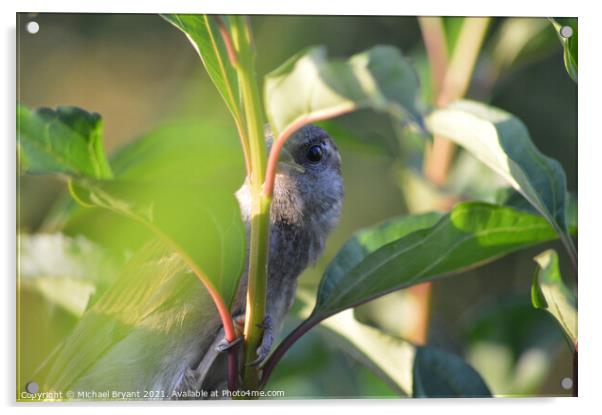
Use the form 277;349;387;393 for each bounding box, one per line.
229;16;270;390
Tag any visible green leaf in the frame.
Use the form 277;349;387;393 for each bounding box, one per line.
531;249;577;346
162;14;243;126
496;188;578;232
264;45;424;136
43;120;245;256
323;211;444;296
550;18;578;82
17;105;113;179
19;105;246;307
313;202;560;321
413;346;491;398
426;100;574;261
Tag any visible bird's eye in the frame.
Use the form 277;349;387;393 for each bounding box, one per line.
306;144;324;163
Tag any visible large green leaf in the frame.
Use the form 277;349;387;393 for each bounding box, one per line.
426;100;573;260
412;347;491;398
265;203;561;391
17;105;113;179
550;18;578;82
18;105;246;307
531;249;577;346
321;211;444;302
264;45;424;136
313;202;560;321
43;120;245;256
161;14;243;126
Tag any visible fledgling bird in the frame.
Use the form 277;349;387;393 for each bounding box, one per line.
38;125;343;398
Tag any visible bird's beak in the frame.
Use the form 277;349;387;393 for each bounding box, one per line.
277;147;305;173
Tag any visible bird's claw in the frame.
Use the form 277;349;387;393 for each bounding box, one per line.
245;315;273;368
215;314;246;353
215;335;243;353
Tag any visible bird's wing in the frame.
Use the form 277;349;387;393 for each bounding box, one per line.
38;240;219;394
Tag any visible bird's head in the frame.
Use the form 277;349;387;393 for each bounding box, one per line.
270;125;343;230
237;124;343;235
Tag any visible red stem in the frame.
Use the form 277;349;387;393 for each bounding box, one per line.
146;226;239;390
213;16;238;67
263;105;356;198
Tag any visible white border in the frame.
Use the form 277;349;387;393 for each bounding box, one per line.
3;1;601;414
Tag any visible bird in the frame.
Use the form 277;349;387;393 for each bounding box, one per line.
36;125;343;399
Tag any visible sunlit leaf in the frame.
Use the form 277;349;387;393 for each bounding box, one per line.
161;14;243;126
313;202;560;321
531;249;577;346
17;105;113;179
496;188;578;231
37;240;219;394
19;233;118;316
550;18;578;82
426;100;573;259
264;45;424;136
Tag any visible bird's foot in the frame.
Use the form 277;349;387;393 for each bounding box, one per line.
215;335;242;353
215;314;246;353
245;315;273;368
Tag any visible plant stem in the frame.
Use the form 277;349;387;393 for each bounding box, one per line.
425;17;491;186
413;17;490;345
418;17;449;100
229;16;270;390
437;18;491;107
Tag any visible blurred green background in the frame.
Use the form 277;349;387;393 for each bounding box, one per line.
17;14;577;398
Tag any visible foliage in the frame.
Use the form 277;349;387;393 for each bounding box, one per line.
17;15;577;399
532;249;577;347
550;17;578;82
